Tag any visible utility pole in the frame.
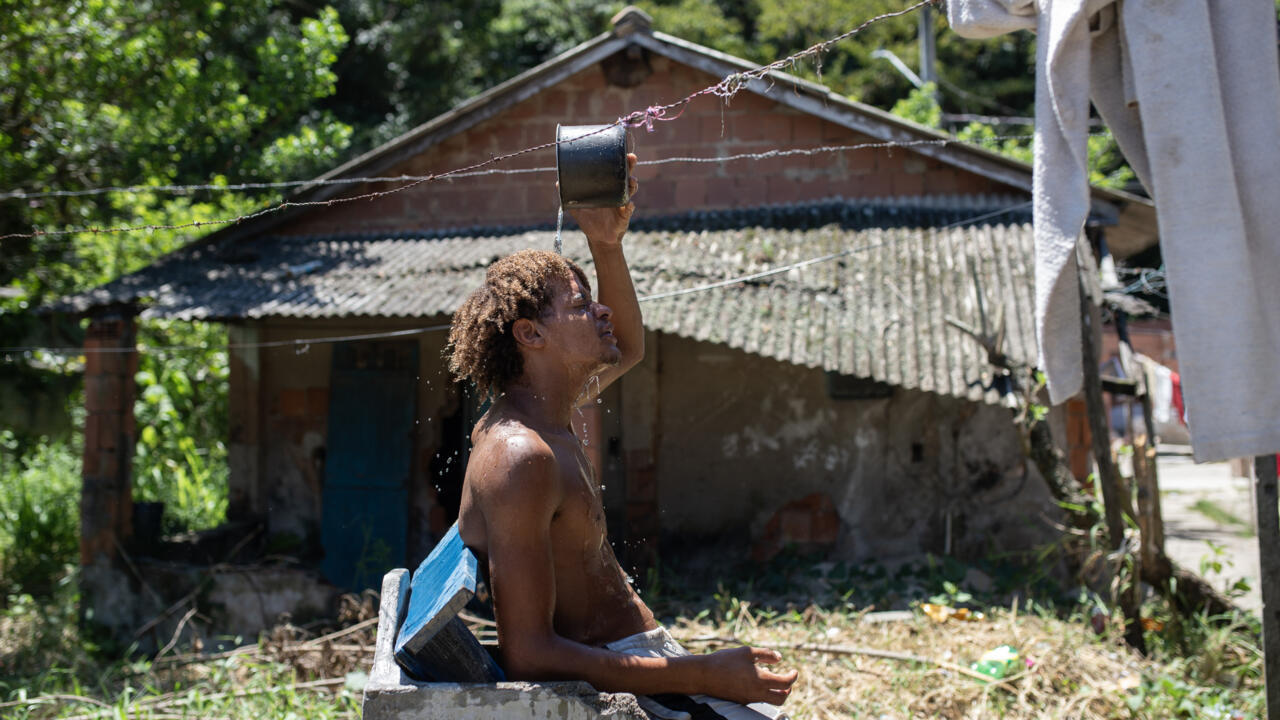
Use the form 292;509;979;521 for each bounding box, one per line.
918;2;938;92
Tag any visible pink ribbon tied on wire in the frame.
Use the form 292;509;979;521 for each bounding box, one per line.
620;101;688;132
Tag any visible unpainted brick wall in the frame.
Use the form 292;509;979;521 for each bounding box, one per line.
81;313;138;565
284;55;1002;236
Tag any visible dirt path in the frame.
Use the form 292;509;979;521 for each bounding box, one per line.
1156;451;1260;614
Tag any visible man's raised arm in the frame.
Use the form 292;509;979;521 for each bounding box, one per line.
569;153;643;397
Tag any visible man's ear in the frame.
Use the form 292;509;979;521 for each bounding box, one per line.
511;317;544;348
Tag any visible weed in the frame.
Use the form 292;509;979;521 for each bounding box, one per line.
133;319;229;534
928;580;974;607
1190;499;1254;537
0;432;80;600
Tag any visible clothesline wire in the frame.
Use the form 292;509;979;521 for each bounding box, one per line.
0;132;1058;202
0;198;1035;358
0;0;936;242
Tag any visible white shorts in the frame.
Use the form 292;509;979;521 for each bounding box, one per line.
605;627;788;720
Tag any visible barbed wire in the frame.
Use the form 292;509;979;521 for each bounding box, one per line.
0;133;1047;207
0;129;1049;244
0;325;452;357
0;0;935;242
0;167;557;202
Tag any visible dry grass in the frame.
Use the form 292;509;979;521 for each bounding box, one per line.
665;602;1199;720
2;575;1261;719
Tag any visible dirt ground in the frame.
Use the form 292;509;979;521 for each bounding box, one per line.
1155;449;1261;614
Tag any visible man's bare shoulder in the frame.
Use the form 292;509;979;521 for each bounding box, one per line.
469;416;560;498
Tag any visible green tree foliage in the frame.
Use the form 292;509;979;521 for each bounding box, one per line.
891;83;1134;191
315;0;503;151
133;321;230;533
637;0;750;58
637;0;1035;114
0;0;351;308
0;0;351;571
484;0;619;89
0;430;79;599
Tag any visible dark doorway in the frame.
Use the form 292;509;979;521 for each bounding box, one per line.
430;384;488;525
321;340;417;591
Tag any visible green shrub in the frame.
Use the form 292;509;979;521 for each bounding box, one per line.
0;431;80;600
133;320;229;533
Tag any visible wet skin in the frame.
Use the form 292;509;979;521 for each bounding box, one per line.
458;277;657;648
459;401;658;647
453;156;797;705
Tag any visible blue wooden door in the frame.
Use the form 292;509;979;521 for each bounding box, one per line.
321;340;417;591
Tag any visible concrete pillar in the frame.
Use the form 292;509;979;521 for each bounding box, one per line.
620;330;660;576
80;307;139;633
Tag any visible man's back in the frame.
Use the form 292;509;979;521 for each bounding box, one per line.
458;406;657;648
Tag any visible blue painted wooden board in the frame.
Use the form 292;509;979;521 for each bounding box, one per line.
321;341;416;591
394;523;505;682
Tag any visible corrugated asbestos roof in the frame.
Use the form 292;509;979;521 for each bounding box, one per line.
56;197;1035;402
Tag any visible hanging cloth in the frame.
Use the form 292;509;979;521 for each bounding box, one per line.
946;0;1280;462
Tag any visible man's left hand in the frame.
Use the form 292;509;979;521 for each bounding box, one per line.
568;153;638;245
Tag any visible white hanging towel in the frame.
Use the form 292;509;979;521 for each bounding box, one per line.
946;0;1280;462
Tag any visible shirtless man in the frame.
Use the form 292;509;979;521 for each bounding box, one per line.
446;155;798;719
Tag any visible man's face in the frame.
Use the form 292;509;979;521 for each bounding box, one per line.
539;274;621;370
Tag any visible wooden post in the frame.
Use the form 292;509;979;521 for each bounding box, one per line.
1115;313;1167;576
1255;453;1280;719
1079;270;1146;652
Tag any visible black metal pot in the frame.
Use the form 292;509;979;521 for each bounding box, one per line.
556;124;633;208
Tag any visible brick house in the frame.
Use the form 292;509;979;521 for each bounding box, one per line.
60;8;1158;642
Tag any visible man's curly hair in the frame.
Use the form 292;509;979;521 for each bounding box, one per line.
447;249;591;399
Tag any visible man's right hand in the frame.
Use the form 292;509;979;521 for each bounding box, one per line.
699;646;799;705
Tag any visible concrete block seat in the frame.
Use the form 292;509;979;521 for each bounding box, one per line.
362;524;649;719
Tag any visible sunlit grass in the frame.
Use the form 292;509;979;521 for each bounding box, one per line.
1190;499;1255;537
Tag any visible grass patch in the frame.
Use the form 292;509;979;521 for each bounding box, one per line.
662;599;1260;719
0;433;81;600
0;553;1262;719
1;578;368;720
1190;499;1255;537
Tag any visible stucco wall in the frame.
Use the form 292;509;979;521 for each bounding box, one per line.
226;320;1056;573
652;335;1057;561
